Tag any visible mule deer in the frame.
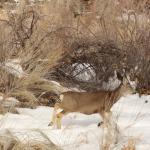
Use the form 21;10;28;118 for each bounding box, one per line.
49;74;136;129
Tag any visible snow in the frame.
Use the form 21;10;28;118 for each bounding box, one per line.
117;11;150;28
0;96;20;107
0;59;27;78
0;94;150;149
102;71;137;91
72;63;96;81
102;71;121;90
47;80;85;94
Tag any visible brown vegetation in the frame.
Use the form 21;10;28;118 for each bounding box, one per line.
121;139;136;150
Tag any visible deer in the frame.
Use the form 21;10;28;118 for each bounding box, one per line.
49;73;136;129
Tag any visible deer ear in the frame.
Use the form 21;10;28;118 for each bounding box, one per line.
116;72;123;81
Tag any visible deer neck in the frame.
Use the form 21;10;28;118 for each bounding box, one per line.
111;84;125;103
116;84;128;99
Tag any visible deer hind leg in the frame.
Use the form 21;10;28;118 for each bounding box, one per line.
99;111;112;128
100;111;120;149
97;111;106;127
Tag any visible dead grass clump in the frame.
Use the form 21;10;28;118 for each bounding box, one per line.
0;129;59;150
121;139;136;150
0;135;59;150
8;141;58;150
0;5;66;109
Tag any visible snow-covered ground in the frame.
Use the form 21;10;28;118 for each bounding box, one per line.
0;94;150;149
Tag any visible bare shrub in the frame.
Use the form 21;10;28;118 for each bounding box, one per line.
0;5;66;108
0;0;149;111
49;0;150;93
121;139;136;150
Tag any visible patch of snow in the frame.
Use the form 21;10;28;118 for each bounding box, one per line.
0;95;19;107
14;0;19;3
0;96;3;101
102;71;137;91
102;71;121;90
47;80;85;93
1;59;27;78
49;80;61;86
69;87;86;92
72;63;96;81
117;12;150;27
2;97;20;107
0;94;149;149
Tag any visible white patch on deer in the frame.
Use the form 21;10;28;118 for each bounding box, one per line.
60;94;64;102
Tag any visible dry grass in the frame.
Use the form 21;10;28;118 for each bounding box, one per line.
0;130;59;150
100;114;137;150
0;0;149;105
121;139;136;150
0;3;67;108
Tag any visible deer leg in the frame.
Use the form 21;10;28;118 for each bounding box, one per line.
100;111;112;149
100;111;119;149
99;111;112;128
97;112;104;127
56;112;64;129
98;122;104;127
97;112;105;127
48;103;60;126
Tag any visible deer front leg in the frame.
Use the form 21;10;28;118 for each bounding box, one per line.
48;103;60;126
56;112;64;129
